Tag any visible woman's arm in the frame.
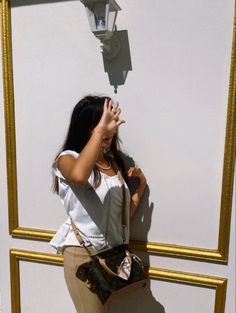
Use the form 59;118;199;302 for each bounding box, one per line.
58;100;124;185
57;127;105;185
127;167;147;218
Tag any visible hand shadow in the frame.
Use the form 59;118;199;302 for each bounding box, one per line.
119;151;154;251
107;152;165;313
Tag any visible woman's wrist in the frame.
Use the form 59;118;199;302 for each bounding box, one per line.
94;125;106;136
139;180;147;191
137;182;147;199
131;181;147;213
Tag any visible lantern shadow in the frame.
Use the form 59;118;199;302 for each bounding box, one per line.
102;30;132;94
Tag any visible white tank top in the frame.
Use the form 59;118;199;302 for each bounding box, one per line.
49;150;130;253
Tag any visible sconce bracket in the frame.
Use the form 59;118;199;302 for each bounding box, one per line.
100;33;121;61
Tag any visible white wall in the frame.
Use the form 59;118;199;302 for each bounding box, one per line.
0;0;235;312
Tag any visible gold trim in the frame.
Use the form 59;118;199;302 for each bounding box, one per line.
9;228;226;262
2;1;236;263
10;249;227;313
129;241;224;263
10;249;63;313
149;268;227;313
1;0;18;233
11;227;55;241
217;6;236;261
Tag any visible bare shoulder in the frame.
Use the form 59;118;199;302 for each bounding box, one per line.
58;154;76;172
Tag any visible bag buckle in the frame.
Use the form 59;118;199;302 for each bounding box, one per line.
83;244;97;256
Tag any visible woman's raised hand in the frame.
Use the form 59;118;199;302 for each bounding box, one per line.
96;99;125;136
127;167;147;189
127;167;147;218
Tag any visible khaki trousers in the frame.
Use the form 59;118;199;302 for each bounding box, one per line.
63;246;105;313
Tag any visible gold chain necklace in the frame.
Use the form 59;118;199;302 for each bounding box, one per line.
96;160;111;170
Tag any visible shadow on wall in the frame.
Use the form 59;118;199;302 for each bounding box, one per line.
115;152;164;313
109;286;165;313
121;152;154;249
102;30;132;94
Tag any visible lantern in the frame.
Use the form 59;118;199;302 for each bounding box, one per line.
80;0;121;41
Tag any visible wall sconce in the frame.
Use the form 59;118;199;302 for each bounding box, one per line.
80;0;121;60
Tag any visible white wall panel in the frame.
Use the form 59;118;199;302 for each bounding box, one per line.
150;280;215;313
20;262;75;313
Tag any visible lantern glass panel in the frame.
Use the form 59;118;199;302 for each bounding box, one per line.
94;16;106;30
93;2;108;30
86;8;97;32
107;10;117;32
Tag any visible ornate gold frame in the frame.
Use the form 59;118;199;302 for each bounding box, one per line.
10;249;227;313
2;0;236;263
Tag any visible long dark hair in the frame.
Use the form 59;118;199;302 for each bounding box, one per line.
53;95;127;193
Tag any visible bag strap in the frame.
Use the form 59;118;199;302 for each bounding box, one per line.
70;218;96;256
70;218;85;246
117;170;128;243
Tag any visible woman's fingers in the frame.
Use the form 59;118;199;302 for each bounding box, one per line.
111;102;119;112
116;119;125;127
128;167;143;177
108;99;113;111
127;167;147;186
100;99;124;133
114;108;121;119
128;167;135;176
105;99;121;115
103;98;109;111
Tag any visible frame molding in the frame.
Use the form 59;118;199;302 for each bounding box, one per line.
1;0;236;263
10;249;227;313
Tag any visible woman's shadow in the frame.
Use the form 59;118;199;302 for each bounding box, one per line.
108;152;165;313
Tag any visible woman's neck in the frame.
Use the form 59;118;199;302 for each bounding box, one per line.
97;149;107;163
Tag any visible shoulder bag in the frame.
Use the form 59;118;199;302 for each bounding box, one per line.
70;171;147;309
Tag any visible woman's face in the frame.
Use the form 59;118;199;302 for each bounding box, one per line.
101;134;114;151
91;127;116;152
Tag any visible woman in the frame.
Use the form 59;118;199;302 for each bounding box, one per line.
50;95;147;313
